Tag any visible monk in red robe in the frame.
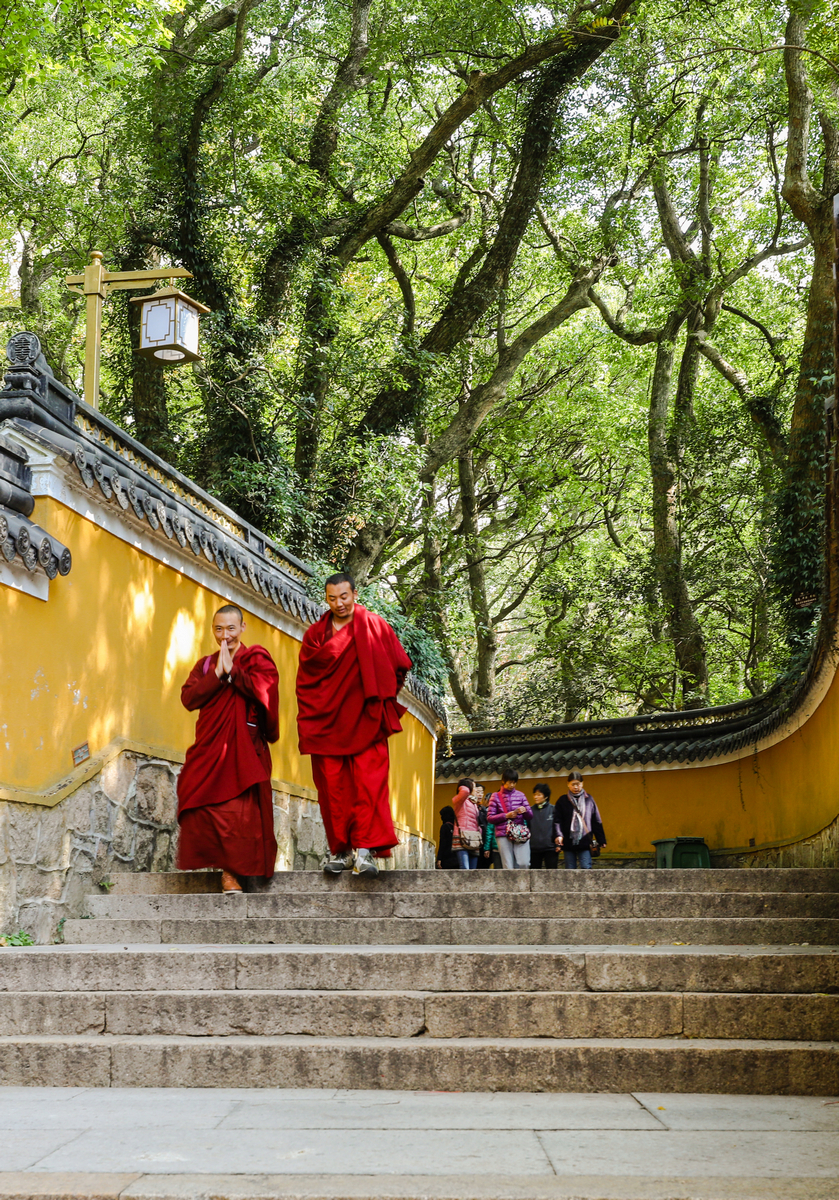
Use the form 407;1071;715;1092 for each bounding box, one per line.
176;604;279;893
296;572;412;878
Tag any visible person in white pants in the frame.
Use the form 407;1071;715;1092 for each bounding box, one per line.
486;768;533;869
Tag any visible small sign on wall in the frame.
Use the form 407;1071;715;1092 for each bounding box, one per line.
72;742;90;767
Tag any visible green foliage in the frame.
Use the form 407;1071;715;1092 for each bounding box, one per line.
0;930;35;946
1;0;835;729
0;0;172;83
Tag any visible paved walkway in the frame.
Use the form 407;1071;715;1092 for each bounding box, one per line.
0;1087;836;1198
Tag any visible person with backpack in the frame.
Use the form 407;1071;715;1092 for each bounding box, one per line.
529;783;557;869
451;777;482;869
554;770;606;869
486;768;532;869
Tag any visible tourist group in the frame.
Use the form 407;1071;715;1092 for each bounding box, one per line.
437;770;607;871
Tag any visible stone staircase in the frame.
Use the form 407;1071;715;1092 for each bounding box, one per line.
1;868;837;1092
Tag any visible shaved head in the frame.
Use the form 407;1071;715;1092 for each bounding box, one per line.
214;603;243;622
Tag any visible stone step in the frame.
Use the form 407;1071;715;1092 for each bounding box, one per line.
62;915;839;946
4;945;837;994
83;890;839;920
0;989;836;1040
0;1033;836;1093
0;1174;830;1200
109;868;839;894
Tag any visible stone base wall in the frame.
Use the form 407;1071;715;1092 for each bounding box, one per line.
273;785;435;873
591;813;839;871
0;750;435;943
710;810;839;869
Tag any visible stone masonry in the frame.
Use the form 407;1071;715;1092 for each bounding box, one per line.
590;811;839;871
0;750;434;943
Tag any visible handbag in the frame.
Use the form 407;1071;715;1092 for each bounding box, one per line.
454;818;482;851
498;793;530;844
589;839;601;858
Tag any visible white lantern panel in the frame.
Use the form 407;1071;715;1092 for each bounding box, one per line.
132;286;208;364
176;303;199;353
141;296;177;347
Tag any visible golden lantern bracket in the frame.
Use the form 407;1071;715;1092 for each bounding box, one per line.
64;250;199;410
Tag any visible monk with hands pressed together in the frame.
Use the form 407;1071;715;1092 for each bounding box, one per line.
296;572;412;879
176;604;279;893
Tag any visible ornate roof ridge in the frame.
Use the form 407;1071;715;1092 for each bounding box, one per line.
437;655;820;777
0;331;323;623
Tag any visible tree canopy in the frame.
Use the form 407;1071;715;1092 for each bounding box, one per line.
1;0;837;727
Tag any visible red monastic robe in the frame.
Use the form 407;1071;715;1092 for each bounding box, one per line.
296;605;412;855
177;643;279;878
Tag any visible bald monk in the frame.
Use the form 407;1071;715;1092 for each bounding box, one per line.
296;572;412;878
176;604;279;893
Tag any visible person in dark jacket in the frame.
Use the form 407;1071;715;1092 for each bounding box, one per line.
436;805;461;869
482;809;502;869
472;784;492;869
553;770;606;870
529;783;557;869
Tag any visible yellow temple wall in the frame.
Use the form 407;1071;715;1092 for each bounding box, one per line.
434;658;839;863
1;495;438;852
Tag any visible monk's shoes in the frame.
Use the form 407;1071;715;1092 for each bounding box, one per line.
323;851;353;875
352;848;379;878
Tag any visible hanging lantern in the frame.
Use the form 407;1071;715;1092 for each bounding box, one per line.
130;287;210;364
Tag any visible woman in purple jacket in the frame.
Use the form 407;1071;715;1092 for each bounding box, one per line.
486;768;532;869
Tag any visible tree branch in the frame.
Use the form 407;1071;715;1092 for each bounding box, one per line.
782;10;825;223
587;287;665;344
383;210;472;241
692;331;787;466
422;259;610;478
377;234;415;336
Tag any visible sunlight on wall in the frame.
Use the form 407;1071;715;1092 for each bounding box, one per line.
128;579;156;632
164;610;198;689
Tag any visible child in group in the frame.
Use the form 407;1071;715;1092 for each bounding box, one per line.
451;776;482;869
486;768;532;869
554;770;606;869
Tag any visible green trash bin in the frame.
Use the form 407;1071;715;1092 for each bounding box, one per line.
651;837;711;868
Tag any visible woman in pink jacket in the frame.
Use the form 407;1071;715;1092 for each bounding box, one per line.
451;776;482;869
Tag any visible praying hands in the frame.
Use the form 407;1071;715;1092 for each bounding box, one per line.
215;637;235;678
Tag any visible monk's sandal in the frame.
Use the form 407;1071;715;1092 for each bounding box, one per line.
352;848;379;878
323;852;353;875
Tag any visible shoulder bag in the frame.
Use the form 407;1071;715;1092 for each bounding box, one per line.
453;816;482;852
499;793;531;844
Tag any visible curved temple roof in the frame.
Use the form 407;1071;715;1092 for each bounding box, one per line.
437;660;820;777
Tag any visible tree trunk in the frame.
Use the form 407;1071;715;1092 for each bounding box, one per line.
648;332;709;704
17;234;67;384
421;476;474;720
774;6;838;635
458;447;498;722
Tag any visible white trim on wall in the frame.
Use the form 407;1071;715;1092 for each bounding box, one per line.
0;554;48;601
